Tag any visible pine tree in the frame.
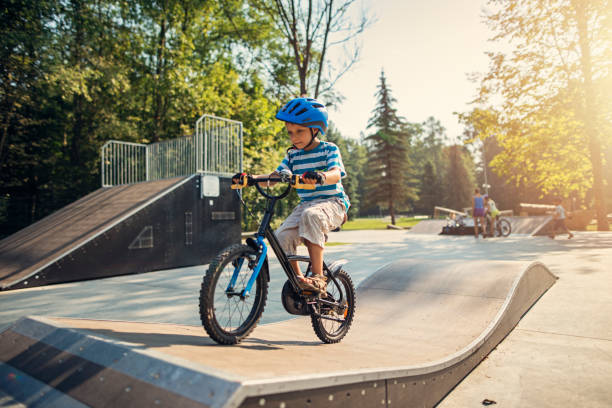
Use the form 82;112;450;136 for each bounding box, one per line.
416;161;437;216
363;70;416;224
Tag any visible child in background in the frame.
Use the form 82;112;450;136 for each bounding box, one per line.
549;197;574;239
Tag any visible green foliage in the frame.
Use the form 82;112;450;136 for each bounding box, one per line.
342;217;422;231
0;0;285;237
472;0;612;229
442;145;476;210
325;123;366;220
415;161;437;215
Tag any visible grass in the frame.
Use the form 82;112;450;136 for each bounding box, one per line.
326;242;351;246
341;217;424;231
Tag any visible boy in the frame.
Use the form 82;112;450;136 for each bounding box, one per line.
549;197;574;239
233;97;349;293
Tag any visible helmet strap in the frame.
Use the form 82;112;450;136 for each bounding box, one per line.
302;128;317;150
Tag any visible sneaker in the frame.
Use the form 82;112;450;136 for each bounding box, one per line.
296;276;317;291
297;275;327;295
310;274;328;294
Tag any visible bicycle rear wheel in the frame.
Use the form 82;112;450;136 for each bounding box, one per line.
497;218;512;237
311;269;356;344
199;244;268;344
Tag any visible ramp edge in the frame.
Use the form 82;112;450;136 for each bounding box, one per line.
231;261;557;408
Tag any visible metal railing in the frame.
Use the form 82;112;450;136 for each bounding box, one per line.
101;115;242;187
196;114;242;176
100;141;148;187
147;135;198;181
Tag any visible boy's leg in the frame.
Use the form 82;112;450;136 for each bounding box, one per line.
304;239;324;275
275;203;306;277
298;199;345;290
549;219;558;239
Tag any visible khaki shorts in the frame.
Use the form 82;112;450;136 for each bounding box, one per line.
275;198;346;255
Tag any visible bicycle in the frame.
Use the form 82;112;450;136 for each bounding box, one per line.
485;214;511;237
199;173;356;345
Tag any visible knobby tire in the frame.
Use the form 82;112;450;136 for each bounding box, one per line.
311;269;356;344
199;244;268;344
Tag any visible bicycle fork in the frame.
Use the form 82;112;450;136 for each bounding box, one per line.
226;235;267;299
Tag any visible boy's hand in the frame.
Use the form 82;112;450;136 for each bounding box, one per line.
302;171;325;185
231;172;256;186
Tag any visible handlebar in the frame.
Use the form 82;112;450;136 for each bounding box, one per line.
231;174;316;190
231;173;317;201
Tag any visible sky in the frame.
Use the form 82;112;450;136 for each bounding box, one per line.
329;0;493;143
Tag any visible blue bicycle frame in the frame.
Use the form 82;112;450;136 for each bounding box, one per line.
226;176;320;299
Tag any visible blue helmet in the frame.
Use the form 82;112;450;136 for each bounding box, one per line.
275;97;328;135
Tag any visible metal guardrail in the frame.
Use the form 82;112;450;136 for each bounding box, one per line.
100;141;147;187
101;115;242;187
196;114;242;176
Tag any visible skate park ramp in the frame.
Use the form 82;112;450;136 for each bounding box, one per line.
408;219;447;233
0;176;193;291
0;259;556;407
410;216;552;236
507;215;551;235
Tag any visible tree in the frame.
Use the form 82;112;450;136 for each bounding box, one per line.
416;161;437;216
457;107;587;211
0;0;289;237
363;70;416;225
442;145;476;211
251;0;369;99
408;116;447;210
0;0;51;168
325;122;366;219
475;0;611;230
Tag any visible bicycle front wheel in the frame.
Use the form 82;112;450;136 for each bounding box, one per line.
199;244;268;344
498;218;512;237
311;269;356;344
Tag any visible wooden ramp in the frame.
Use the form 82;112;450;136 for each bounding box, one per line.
0;260;556;407
0;175;240;291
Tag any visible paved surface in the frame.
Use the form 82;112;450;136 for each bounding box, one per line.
1;230;612;407
440;233;612;408
0;257;554;408
46;260;550;379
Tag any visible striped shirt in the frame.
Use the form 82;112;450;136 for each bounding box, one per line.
276;141;350;211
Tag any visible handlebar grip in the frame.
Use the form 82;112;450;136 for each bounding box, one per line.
292;175;316;190
231;173;249;189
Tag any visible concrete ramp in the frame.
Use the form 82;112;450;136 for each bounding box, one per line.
506;215;551;235
408;219;447;234
412;216;553;236
0;260;556;407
